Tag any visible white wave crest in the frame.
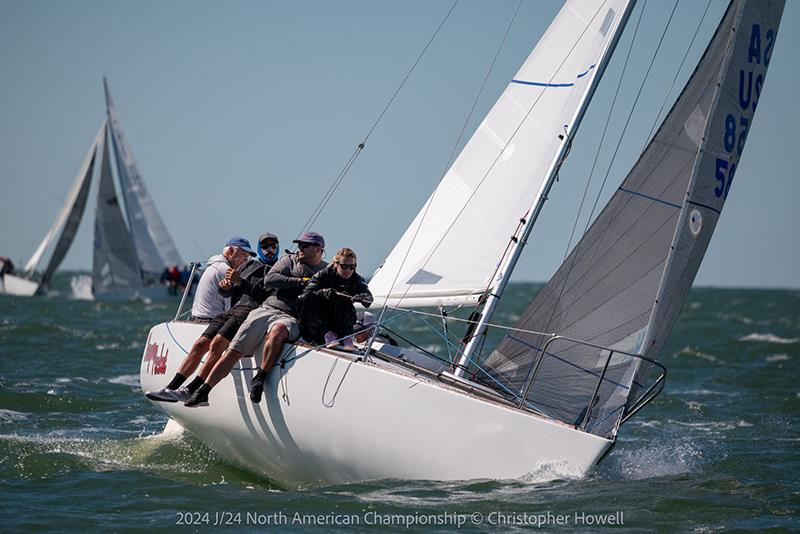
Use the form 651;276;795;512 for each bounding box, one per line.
70;274;94;300
107;374;139;387
739;333;798;344
766;354;790;362
613;441;703;480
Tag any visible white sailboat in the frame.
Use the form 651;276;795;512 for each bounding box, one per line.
140;0;784;487
1;80;182;300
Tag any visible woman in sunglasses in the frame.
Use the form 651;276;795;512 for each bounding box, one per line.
299;247;373;349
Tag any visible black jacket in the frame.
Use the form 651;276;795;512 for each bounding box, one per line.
218;257;272;308
304;264;373;307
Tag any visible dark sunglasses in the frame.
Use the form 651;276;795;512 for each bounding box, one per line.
337;262;357;270
297;242;318;250
260;242;278;249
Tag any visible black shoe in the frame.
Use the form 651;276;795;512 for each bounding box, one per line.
184;385;210;407
250;369;266;403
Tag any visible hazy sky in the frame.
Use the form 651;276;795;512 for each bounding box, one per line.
1;0;797;288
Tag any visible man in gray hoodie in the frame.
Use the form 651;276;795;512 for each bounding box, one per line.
189;237;254;321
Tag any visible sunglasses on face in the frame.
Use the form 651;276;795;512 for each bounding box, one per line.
297;242;318;250
260;242;278;250
337;262;357;270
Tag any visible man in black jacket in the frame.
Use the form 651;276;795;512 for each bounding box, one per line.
146;233;280;403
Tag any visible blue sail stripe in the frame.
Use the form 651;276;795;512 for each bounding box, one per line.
619;187;682;209
512;64;597;88
511;79;574;88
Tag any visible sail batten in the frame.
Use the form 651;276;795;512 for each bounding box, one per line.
481;0;785;438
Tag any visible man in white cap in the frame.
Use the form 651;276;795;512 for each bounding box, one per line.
190;237;255;322
146;234;279;403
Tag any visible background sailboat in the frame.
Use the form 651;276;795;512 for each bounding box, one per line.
0;80;182;300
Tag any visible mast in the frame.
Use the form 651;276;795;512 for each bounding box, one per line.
454;0;637;377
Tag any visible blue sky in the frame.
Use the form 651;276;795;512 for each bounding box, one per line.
1;0;797;288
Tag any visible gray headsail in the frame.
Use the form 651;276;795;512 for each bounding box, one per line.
479;0;784;437
92;126;143;293
103;79;182;279
24;123;106;289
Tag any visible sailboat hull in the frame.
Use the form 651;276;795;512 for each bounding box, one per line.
0;274;40;296
140;321;613;488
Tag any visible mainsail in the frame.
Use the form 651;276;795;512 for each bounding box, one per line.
481;0;784;437
92;127;144;293
369;0;634;308
103;79;182;277
23;123;106;289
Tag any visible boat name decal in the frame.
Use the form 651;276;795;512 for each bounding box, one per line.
143;339;168;375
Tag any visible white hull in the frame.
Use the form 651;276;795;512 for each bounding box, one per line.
140;321;613;488
0;274;40;296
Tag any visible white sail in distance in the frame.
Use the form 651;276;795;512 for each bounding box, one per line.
93;126;143;293
369;0;634;308
103;79;182;277
23;122;106;285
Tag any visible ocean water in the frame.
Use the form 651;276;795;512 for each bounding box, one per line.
1;274;798;532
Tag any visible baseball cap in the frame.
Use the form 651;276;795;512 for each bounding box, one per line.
259;232;279;246
225;236;256;256
292;231;325;247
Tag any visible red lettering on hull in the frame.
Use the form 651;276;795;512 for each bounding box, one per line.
143;339;169;376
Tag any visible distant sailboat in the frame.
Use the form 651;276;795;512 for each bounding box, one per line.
0;80;181;299
140;0;783;487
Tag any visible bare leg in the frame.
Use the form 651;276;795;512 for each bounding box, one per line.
205;348;243;388
177;336;212;377
248;324;289;403
259;324;289;372
196;335;230;381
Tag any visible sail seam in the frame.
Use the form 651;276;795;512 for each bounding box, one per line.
686;199;721;215
618;187;681;209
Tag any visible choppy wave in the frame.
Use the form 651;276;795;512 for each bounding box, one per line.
107;374;140;387
739;333;798;344
608;440;705;480
70;274;94;301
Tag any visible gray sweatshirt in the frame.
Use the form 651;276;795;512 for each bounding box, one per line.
190;254;231;320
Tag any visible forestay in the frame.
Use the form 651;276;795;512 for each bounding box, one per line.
103;80;182;277
93;127;143;293
23;123;106;288
369;0;633;308
481;0;784;438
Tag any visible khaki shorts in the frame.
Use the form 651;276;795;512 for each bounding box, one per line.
228;305;299;355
